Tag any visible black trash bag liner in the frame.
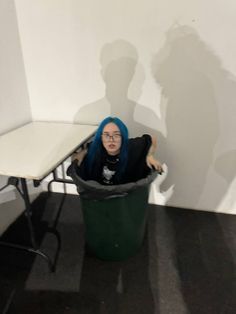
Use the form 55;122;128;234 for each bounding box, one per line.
67;160;158;200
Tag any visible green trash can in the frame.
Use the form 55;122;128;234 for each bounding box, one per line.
68;161;157;261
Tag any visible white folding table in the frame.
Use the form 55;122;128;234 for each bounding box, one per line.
0;121;97;271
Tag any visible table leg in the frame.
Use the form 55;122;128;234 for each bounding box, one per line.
47;167;74;192
0;178;61;272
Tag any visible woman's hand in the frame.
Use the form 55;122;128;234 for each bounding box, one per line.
71;148;88;165
146;154;163;174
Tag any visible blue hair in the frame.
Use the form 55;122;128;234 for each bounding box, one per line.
86;116;129;179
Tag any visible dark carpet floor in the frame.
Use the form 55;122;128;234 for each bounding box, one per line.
0;192;236;314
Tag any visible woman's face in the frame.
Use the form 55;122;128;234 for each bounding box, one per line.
101;122;122;155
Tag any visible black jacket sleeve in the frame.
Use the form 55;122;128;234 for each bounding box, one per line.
124;134;152;182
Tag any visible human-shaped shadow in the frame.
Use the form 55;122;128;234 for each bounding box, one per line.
151;25;221;209
74;39;162;137
150;25;236;314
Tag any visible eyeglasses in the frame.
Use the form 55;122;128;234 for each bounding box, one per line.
101;133;122;142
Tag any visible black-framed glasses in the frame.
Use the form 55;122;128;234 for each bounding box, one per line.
101;133;121;142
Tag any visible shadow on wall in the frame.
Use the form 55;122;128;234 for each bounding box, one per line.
215;150;236;185
74;33;236;211
215;149;236;211
152;25;236;210
74;39;162;137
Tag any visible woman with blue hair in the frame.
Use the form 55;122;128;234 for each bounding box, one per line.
73;116;162;185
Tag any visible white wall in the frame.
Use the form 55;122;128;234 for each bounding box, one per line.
0;0;32;135
12;0;236;213
0;0;33;234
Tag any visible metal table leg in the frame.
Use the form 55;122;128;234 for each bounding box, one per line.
0;178;61;272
